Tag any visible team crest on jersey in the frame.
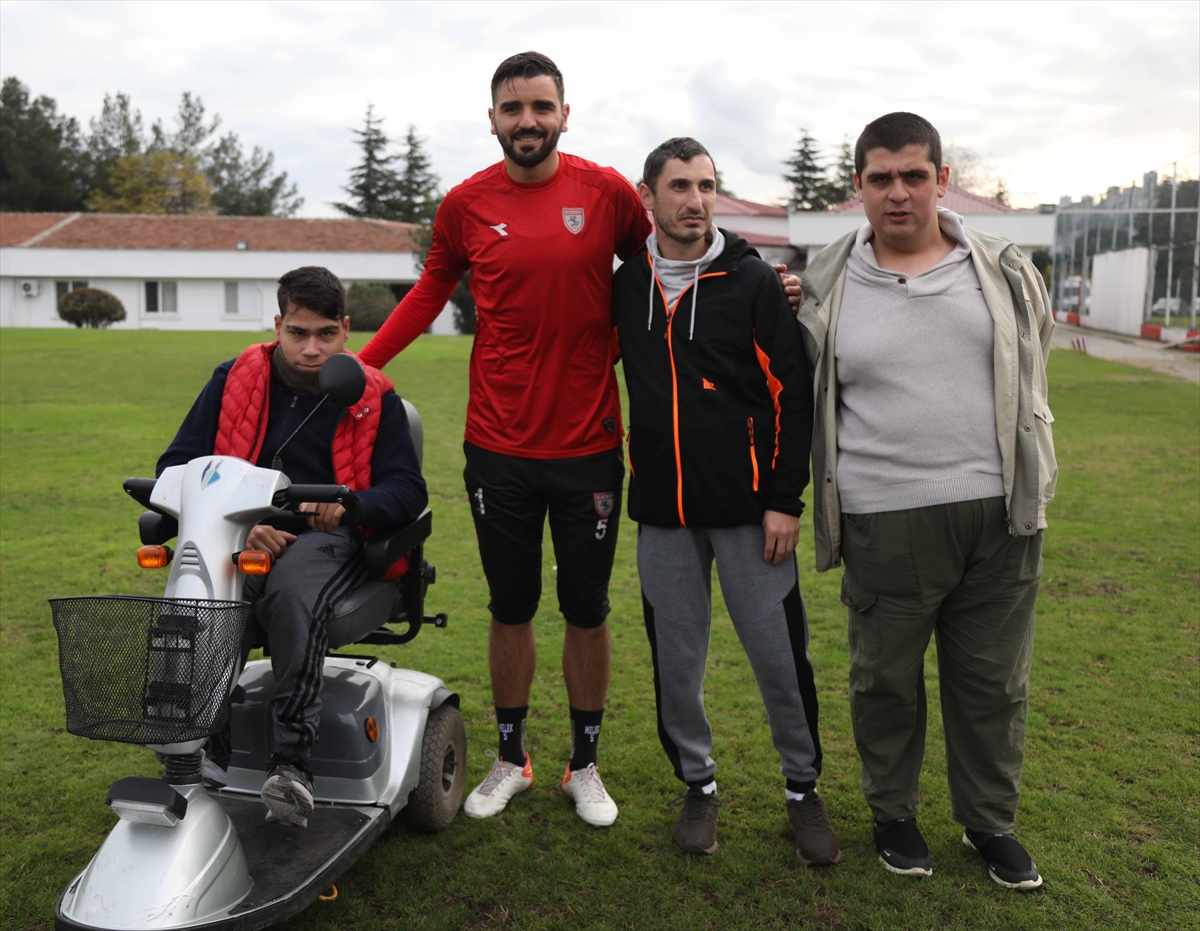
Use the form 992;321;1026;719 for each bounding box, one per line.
563;207;585;234
593;492;614;518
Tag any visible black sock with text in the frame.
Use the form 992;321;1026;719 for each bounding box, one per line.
568;707;604;771
496;705;528;765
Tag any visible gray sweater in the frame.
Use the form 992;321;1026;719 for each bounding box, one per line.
835;208;1004;513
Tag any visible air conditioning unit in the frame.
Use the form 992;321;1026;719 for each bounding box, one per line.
20;279;40;297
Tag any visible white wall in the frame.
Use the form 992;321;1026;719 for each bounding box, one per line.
713;214;788;238
1090;247;1150;337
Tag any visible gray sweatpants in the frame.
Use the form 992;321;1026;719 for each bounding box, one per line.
243;527;367;763
638;524;822;791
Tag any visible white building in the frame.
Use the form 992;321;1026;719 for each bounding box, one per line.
0;212;458;333
788;185;1057;261
713;194;800;270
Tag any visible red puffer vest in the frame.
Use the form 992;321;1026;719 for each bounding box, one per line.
214;341;409;579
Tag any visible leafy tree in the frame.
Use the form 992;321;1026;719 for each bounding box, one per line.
85;92;145;197
393;125;440;223
207;133;303;216
86;151;212;214
783;129;825;211
0;76;87;211
149;91;219;157
58;287;125;328
346;282;399;332
333;105;403;219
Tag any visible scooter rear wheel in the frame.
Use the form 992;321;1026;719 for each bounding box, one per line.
406;702;467;832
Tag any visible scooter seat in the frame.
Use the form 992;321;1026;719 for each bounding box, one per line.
327;580;397;650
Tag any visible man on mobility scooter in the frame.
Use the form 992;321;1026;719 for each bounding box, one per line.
157;265;427;827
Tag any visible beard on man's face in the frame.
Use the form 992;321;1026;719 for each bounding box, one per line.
497;125;562;168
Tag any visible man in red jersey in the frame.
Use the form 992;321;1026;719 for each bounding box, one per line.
358;52;649;826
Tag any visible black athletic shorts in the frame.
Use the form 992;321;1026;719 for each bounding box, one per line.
463;441;624;629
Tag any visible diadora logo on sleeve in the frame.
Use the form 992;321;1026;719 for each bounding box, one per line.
489;223;508;237
200;460;222;489
562;208;584;234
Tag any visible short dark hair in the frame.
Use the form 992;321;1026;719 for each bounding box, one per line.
491;51;564;103
854;112;942;177
642;137;715;194
276;266;345;319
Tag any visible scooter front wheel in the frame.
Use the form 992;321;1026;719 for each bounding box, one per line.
405;703;466;832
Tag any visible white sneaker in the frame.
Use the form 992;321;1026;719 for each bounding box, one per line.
561;763;618;827
463;751;533;818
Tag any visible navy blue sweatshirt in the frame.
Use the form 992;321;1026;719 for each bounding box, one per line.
157;358;427;531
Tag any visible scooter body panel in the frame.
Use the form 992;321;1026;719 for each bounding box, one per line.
154;458;288;603
57;785;252;929
224;656;444;816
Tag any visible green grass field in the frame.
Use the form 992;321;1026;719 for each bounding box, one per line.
1;330;1197;931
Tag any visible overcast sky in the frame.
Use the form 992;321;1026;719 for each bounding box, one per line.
2;0;1197;215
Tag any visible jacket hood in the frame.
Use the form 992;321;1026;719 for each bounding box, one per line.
642;228;759;339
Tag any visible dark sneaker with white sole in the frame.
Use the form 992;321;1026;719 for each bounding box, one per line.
963;830;1043;890
674;787;720;855
874;818;933;876
786;792;842;866
261;762;315;828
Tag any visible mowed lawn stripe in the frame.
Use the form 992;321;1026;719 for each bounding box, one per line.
1;330;1196;930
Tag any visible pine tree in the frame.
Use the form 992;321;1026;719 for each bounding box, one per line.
831;138;856;202
715;168;734;197
393;125;440;223
333;105;402;219
0;77;88;211
207;133;303;216
783;129;824;211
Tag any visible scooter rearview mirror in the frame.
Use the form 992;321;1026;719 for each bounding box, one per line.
320;353;366;409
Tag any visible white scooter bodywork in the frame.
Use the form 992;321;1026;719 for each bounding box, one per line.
56;455;454;931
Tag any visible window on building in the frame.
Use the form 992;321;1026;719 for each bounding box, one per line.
224;282;239;315
55;281;89;304
144;281;178;314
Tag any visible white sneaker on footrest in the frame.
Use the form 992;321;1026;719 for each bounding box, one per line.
464;751;533;818
562;763;618;826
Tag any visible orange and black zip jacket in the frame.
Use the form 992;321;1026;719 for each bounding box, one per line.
613;229;814;528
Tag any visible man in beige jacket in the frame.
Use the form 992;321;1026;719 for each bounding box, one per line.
797;112;1057;891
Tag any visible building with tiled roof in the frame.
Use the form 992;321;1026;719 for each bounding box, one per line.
711;195;798;269
789;184;1056;261
0;212;457;333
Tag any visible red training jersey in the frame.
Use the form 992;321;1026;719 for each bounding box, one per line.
358;152;651;459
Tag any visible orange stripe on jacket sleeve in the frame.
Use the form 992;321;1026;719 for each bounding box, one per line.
753;335;783;469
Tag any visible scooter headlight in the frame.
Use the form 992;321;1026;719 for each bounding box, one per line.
106;776;188;827
109;799;181;827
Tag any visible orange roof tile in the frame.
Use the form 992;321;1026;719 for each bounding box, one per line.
0;212;75;247
0;213;420;252
714;194;787;217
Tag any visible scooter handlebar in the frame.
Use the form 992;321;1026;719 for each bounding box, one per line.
272;484;363;528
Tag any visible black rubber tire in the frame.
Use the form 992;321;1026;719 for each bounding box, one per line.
405;703;466;833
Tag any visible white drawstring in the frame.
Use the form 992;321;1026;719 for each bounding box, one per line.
688;264;700;340
647;255;655;330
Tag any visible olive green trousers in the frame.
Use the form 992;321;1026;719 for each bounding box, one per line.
840;496;1042;833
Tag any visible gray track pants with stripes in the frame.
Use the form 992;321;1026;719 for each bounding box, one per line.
639;523;823;792
243;526;366;763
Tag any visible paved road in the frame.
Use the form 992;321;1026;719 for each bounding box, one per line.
1051;324;1200;384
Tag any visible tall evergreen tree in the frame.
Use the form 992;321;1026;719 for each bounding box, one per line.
783;129;825;211
830;138;856;202
333;105;402;219
393;125;440;223
85;92;145;197
0;77;87;211
207;133;303;216
715;168;734;197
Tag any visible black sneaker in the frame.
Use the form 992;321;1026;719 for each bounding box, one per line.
786;791;842;866
261;762;315;828
674;787;720;855
874;818;933;876
963;830;1043;890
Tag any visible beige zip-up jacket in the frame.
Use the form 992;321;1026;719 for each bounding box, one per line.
798;226;1058;572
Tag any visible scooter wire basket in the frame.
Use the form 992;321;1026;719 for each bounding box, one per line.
50;596;251;745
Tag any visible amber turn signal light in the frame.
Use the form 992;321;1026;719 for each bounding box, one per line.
136;545;172;569
237;550;272;575
364;717;379;742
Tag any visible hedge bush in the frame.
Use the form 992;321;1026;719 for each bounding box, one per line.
58;287;126;329
346;282;399;332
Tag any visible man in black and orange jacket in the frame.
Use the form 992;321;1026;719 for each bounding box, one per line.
613;138;836;866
